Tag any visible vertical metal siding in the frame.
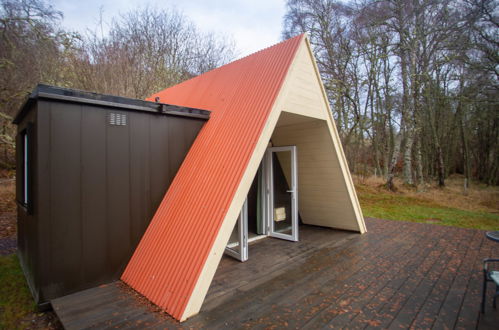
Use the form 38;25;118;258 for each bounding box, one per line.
121;34;304;320
16;98;205;305
15;105;40;301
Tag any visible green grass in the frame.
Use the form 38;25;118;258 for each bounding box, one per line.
359;191;499;230
0;254;35;329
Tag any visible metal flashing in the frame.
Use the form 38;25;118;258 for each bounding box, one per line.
13;84;210;124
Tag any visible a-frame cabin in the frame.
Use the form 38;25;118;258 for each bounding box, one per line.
122;33;366;321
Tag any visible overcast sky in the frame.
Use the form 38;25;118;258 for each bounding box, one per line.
52;0;287;58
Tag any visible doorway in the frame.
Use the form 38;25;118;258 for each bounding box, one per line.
225;146;298;262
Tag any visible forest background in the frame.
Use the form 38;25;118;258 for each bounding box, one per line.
1;0;497;190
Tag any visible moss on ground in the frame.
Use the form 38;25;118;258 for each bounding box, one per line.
0;254;35;329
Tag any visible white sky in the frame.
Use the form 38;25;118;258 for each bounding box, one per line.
52;0;287;58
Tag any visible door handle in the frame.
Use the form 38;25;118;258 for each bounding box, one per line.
286;190;295;193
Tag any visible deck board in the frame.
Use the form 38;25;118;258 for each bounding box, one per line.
51;218;499;329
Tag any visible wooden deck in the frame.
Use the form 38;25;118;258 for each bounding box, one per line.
52;218;499;329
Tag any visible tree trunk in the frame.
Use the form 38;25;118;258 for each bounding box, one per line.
386;132;402;191
398;33;414;186
403;129;414;185
415;135;425;190
436;144;445;187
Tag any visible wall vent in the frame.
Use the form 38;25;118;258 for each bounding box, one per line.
109;113;127;126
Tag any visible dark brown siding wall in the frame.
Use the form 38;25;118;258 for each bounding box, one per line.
19;99;205;305
16;104;39;302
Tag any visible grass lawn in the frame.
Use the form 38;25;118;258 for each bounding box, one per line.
359;191;499;230
0;254;36;329
355;175;499;231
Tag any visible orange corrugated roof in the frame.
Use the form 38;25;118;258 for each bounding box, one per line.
121;34;304;320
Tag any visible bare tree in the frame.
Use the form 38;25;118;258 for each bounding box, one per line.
0;0;71;167
0;1;236;169
283;0;499;187
66;6;236;99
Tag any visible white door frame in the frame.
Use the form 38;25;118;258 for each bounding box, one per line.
224;198;249;262
266;146;298;242
225;145;298;262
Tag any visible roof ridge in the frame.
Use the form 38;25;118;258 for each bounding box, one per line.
215;33;305;72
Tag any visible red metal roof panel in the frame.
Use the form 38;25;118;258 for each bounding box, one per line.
121;34;304;320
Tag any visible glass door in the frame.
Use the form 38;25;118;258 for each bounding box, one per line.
224;198;249;262
266;146;298;241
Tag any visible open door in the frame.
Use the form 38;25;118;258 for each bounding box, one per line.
224;199;249;262
266;146;298;242
225;145;298;262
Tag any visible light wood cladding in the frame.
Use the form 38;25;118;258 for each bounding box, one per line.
272;118;360;231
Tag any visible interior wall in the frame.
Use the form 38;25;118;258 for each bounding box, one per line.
271;112;362;231
246;174;259;235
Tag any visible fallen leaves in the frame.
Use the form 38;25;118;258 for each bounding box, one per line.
0;178;16;240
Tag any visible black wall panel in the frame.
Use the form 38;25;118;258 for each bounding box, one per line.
16;91;207;306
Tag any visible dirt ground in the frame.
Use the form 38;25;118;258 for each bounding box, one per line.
0;236;16;255
0;176;16;255
16;312;61;330
0;177;16;240
353;173;499;214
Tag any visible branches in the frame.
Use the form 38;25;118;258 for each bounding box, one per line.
64;6;236;99
283;0;499;186
0;0;236;169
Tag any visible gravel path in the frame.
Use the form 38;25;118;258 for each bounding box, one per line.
0;236;17;255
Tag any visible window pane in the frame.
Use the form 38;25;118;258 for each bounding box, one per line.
23;132;28;205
